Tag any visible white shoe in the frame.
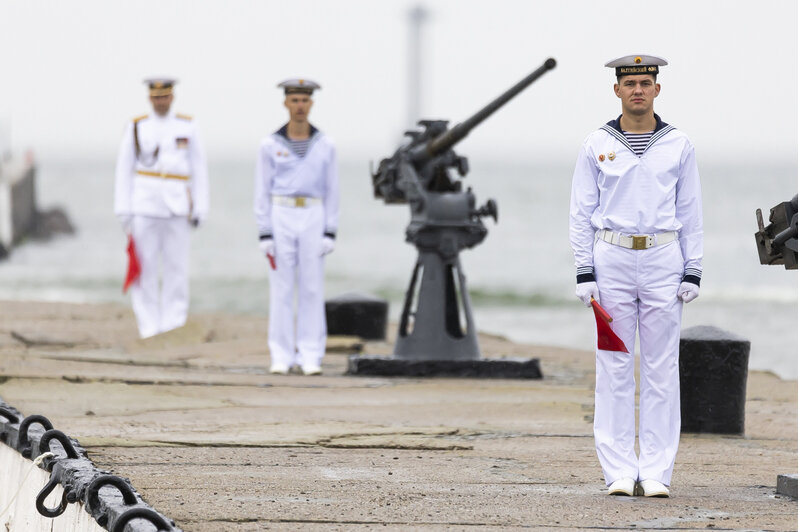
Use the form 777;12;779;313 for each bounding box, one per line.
638;479;670;497
607;477;635;496
301;364;322;376
269;363;289;375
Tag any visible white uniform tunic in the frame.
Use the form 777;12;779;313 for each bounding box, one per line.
569;115;703;486
114;111;209;338
254;125;339;369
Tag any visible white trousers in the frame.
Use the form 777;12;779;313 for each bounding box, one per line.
130;215;191;338
268;204;326;368
592;238;684;486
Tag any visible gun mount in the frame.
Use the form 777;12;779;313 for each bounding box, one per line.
755;193;798;270
371;58;556;362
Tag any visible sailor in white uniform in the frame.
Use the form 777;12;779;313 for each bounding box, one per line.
114;78;209;338
569;55;703;498
254;78;339;375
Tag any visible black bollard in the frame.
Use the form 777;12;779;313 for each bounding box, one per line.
325;293;389;340
679;325;751;434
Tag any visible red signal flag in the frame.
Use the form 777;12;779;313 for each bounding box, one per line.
590;298;629;353
123;235;141;293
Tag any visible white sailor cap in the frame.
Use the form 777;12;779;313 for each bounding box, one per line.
605;55;667;77
143;77;177;96
277;77;321;95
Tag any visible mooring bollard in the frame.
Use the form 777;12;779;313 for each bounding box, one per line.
325;293;389;340
679;325;751;434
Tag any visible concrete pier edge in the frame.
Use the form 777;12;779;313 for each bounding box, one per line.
0;399;181;531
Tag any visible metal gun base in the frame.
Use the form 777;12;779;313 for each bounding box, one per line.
346;355;542;379
394;251;480;361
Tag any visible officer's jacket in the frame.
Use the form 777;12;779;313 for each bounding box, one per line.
569;115;703;283
254;125;339;238
114;111;208;220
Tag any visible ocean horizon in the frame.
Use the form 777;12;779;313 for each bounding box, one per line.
2;156;797;380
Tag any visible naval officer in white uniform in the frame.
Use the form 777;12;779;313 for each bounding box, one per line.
569;55;703;498
114;78;209;338
254;78;339;375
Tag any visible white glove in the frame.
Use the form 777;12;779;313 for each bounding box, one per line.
678;282;700;303
117;214;132;234
259;238;275;257
321;236;335;256
575;281;600;307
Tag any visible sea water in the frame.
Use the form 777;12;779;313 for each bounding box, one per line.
1;157;796;380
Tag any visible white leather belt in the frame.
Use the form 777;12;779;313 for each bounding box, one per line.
597;229;677;250
272;195;321;207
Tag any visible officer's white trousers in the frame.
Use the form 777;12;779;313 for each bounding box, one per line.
268;204;326;368
130;215;191;338
593;238;684;486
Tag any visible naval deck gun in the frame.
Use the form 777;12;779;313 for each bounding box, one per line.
755;193;798;269
370;58;556;362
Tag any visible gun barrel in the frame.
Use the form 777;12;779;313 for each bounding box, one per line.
423;58;556;158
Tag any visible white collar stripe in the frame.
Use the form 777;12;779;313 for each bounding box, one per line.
600;125;635;153
646;125;675;150
601;124;675;156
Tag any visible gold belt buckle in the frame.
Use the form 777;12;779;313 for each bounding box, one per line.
295;197;306;207
632;235;648;250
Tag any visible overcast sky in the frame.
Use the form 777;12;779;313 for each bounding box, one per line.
1;0;797;165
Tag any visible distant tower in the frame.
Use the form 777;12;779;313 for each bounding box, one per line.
407;4;428;129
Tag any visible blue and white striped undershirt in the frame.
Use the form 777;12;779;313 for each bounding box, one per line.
622;130;654;156
288;138;311;157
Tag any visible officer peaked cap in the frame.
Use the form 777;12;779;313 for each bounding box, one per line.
144;77;177;96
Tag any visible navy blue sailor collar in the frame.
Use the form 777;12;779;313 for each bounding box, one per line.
275;123;320;139
601;113;675;155
274;123;321;156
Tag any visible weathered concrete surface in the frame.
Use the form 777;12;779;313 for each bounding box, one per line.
1;300;798;531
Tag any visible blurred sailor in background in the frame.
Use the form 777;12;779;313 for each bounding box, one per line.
254;78;339;375
114;78;209;338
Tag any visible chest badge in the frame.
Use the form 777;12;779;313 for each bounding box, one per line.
598;154;605;162
608;152;616;161
176;137;189;149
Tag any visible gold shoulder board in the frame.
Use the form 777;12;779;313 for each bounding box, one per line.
176;113;193;121
132;114;148;123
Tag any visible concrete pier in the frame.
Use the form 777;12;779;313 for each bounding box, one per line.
1;300;797;530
